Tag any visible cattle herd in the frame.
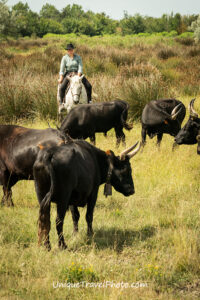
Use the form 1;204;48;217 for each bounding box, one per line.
0;97;199;250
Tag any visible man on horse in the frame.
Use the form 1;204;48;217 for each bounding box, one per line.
58;43;92;105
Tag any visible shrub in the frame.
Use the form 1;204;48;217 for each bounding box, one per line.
119;73;167;119
157;48;177;60
175;37;194;46
187;47;200;57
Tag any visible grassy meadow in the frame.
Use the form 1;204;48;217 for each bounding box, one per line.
0;35;200;299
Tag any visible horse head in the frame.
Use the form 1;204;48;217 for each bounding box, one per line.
66;74;84;104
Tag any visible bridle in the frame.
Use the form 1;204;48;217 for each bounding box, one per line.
70;82;82;104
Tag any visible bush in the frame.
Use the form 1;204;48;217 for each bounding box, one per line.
175;37;194;46
157;48;177;60
187;47;200;57
119;73;167;119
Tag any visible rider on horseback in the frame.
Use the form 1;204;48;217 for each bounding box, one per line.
58;43;92;105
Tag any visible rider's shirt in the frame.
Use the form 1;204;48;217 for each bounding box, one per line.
59;54;83;75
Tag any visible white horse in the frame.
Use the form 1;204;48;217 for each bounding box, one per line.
57;74;88;115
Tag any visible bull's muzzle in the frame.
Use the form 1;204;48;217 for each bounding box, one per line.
196;135;200;155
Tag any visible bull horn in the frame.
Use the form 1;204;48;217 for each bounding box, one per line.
127;142;141;159
66;76;71;81
120;141;139;160
171;103;182;120
189;98;198;118
79;74;84;80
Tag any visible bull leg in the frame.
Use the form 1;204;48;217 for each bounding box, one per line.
89;134;96;146
1;187;14;207
0;163;17;207
121;130;126;147
157;133;163;148
141;127;147;147
70;205;80;233
86;191;98;236
56;204;68;250
114;127;123;148
38;200;51;251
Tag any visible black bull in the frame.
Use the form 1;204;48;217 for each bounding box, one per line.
175;98;200;154
59;100;133;146
141;99;186;147
33;139;141;250
0;125;67;206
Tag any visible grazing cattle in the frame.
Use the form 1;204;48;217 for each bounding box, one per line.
33;139;141;250
0;125;65;206
175;99;200;154
141;99;186;148
59;100;133;146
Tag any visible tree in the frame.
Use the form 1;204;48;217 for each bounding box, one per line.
120;12;145;35
189;14;200;42
11;2;39;36
40;4;60;21
0;0;16;37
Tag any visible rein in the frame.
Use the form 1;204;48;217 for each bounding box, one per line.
70;83;82;104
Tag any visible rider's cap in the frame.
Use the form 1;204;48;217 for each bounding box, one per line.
66;43;75;50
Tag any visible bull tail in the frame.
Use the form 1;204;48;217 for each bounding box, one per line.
40;152;56;211
121;104;133;131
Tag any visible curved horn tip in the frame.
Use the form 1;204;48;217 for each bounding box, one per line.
189;98;198;117
127;142;142;159
120;141;139;160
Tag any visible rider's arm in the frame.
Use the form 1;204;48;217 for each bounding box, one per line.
58;56;66;82
77;56;83;75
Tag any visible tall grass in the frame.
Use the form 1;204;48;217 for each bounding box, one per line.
1;117;200;299
0;36;199;123
1;36;200;299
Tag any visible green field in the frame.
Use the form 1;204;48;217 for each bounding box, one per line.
0;35;200;299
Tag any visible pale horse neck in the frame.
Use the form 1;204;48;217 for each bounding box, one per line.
64;75;88;113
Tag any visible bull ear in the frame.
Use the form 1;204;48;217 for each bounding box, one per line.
38;144;44;150
79;74;84;81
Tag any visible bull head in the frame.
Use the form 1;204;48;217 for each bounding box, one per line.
174;98;200;145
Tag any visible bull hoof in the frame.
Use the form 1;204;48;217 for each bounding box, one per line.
1;198;14;207
87;230;94;237
73;229;79;235
45;242;51;252
59;242;67;250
